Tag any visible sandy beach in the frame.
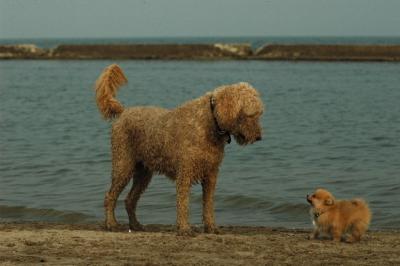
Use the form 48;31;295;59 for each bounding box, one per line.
0;223;399;265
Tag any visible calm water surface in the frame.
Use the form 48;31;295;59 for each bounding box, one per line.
0;60;399;229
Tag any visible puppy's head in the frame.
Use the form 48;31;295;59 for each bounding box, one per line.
307;188;335;209
212;82;264;145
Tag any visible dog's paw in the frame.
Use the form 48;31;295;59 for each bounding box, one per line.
105;222;122;232
129;222;145;231
177;228;197;237
204;226;221;234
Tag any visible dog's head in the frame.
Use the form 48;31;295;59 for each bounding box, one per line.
307;188;336;209
212;82;264;145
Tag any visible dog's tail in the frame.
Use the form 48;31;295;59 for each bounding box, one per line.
95;64;128;120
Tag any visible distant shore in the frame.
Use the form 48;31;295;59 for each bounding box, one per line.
1;43;400;61
0;223;399;265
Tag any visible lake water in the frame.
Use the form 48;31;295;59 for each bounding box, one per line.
1;58;400;229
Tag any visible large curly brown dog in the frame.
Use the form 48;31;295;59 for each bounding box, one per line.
95;64;264;235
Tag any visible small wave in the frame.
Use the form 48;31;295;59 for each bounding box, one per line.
371;136;389;141
269;202;309;215
0;205;93;223
379;143;396;148
218;194;274;209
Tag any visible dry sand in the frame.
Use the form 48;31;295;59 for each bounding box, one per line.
0;223;399;265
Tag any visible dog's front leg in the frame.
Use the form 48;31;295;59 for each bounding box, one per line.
309;227;320;240
176;170;195;236
202;175;219;234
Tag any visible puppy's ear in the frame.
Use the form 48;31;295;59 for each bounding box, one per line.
324;198;335;206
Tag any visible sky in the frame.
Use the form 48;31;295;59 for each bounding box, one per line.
1;0;400;39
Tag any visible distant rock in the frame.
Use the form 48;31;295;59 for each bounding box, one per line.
213;43;252;57
0;44;46;59
50;44;252;60
255;44;400;61
2;43;400;61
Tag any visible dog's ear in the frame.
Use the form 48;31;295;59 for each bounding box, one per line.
241;97;264;117
237;83;264;118
324;198;335;206
213;83;263;130
213;87;242;130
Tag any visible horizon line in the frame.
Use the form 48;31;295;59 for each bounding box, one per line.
1;35;400;41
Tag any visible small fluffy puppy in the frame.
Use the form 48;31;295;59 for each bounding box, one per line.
306;188;371;243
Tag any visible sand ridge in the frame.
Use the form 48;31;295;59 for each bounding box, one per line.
0;223;399;265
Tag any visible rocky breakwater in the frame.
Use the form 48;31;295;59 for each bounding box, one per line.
0;44;46;59
255;44;400;61
2;43;400;61
49;43;252;60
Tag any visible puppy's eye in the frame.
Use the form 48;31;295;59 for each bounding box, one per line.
312;195;315;198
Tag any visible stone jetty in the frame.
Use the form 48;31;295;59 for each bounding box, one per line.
1;43;400;61
255;44;400;61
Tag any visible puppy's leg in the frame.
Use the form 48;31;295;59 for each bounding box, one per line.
202;172;219;234
309;227;320;240
331;227;343;242
176;168;194;236
125;163;153;231
346;222;368;243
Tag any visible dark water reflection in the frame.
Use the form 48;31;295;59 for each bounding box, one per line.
0;60;399;229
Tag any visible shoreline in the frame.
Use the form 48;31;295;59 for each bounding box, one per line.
1;43;400;61
1;223;399;265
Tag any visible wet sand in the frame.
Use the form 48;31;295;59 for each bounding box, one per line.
0;223;399;265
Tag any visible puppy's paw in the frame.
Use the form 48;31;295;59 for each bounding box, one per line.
308;232;320;240
177;228;197;237
345;235;360;243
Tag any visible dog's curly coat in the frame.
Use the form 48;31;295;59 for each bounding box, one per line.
95;64;264;235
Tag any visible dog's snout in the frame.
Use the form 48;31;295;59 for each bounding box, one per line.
306;195;312;204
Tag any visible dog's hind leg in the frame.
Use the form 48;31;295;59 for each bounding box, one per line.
104;131;134;231
104;165;133;231
125;162;153;231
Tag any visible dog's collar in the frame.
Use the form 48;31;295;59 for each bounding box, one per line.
313;209;326;219
210;96;231;144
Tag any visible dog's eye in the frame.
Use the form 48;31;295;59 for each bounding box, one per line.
248;112;261;118
312;195;315;198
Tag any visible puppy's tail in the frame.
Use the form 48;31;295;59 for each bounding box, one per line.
352;198;372;223
95;64;128;120
351;198;366;206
